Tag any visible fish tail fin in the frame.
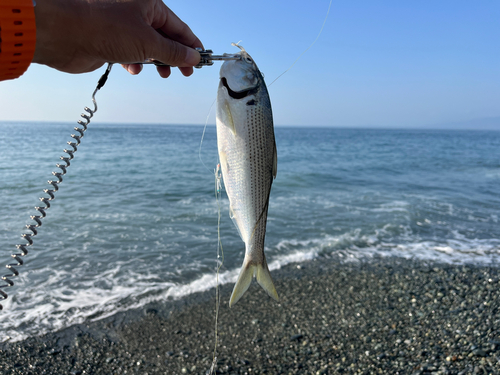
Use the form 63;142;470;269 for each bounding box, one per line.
229;255;279;307
256;256;280;302
229;259;254;308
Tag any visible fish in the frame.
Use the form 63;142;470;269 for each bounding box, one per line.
216;44;279;307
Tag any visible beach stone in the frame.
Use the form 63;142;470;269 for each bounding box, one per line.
489;340;500;350
472;349;487;357
1;258;499;374
377;353;387;360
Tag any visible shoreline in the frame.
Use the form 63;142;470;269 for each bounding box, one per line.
1;256;499;374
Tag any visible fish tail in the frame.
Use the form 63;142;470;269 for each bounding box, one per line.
229;255;279;307
256;256;280;302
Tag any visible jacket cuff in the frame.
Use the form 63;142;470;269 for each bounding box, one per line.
0;0;36;81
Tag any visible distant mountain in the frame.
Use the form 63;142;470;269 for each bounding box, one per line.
424;116;500;130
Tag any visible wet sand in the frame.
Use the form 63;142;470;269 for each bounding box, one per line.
1;256;499;374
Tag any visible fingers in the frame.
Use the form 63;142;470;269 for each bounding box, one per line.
151;2;203;50
140;29;200;74
120;1;204;78
122;63;144;75
122;63;193;79
155;65;193;78
179;66;194;77
122;61;193;79
156;65;171;78
145;1;203;70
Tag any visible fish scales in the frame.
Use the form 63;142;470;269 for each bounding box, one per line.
216;45;278;307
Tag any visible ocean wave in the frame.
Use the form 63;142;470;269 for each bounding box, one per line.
4;226;499;343
2;125;500;346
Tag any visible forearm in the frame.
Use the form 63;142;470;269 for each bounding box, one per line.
33;0;97;72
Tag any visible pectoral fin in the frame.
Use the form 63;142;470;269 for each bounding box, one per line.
223;100;237;136
229;205;244;240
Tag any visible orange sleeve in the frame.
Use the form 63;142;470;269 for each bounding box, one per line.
0;0;36;81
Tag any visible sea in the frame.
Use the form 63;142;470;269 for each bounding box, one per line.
0;121;499;342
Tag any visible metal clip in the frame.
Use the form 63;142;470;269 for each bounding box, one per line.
140;48;241;69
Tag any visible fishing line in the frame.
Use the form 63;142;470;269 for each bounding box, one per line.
198;105;224;375
198;98;223;375
198;98;217;174
202;1;333;371
207;163;224;375
268;0;333;87
197;85;225;375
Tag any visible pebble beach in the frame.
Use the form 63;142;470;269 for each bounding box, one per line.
1;256;499;374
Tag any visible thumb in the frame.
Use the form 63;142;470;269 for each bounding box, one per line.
149;32;201;67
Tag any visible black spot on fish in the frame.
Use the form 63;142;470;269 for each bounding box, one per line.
221;77;258;100
246;99;256;106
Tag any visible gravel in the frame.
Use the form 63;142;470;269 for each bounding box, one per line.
1;256;499;374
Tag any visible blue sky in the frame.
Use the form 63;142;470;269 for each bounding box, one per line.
1;0;499;128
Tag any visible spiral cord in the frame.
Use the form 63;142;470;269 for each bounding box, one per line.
0;64;113;310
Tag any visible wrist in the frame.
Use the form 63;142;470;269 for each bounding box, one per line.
32;0;100;73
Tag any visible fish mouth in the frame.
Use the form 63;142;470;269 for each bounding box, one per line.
221;77;256;100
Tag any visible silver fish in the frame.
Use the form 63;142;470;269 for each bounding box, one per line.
216;45;279;307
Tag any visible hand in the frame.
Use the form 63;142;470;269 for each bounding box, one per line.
33;0;203;78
